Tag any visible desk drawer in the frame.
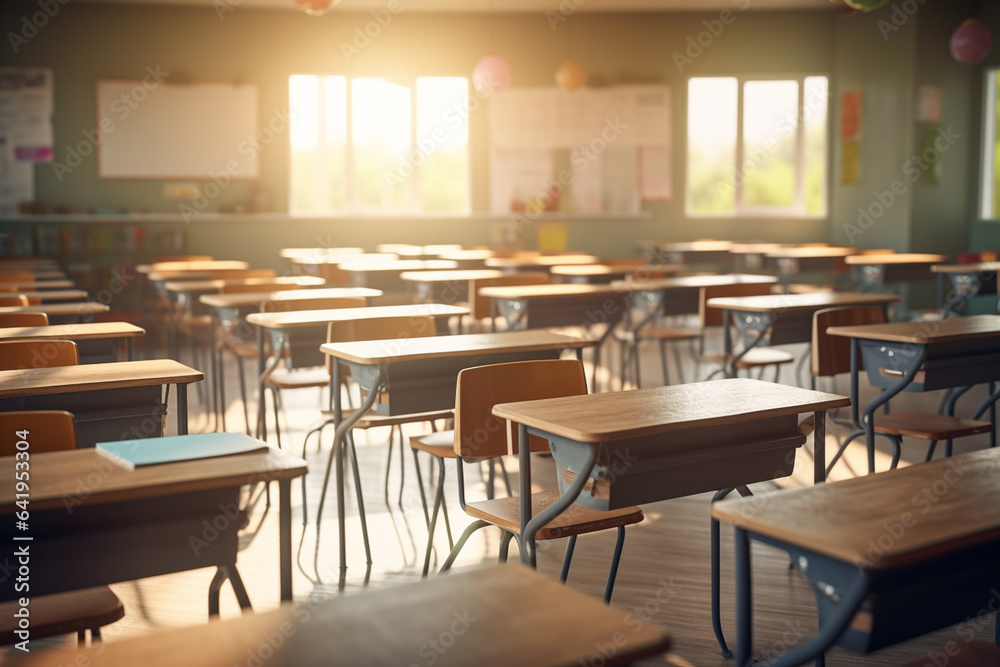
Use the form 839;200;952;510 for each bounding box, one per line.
860;340;1000;391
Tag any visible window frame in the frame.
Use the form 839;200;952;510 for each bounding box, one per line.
684;72;829;220
288;73;472;217
980;67;999;220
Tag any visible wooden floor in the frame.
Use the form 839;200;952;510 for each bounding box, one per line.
6;327;998;666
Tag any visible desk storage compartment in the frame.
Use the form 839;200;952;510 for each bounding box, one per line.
547;415;804;511
860;339;1000;392
76;337;120;364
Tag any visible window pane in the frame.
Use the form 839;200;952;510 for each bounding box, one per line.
352;77;411;209
687;77;737;215
992;70;1000;218
323;76;347;212
289;75;319;214
416;77;470;213
741;80;798;208
804;76;828;216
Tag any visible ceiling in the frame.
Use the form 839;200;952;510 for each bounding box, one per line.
74;0;835;12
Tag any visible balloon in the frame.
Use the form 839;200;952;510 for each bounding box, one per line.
472;54;511;96
843;0;890;11
556;59;587;91
950;19;993;65
294;0;341;16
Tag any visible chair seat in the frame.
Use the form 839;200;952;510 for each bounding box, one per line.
266;366;330;390
222;338;260;360
321;407;454;430
0;587;124;645
873;412;992;440
466;489;643;540
409;429;457;457
904;641;1000;666
700;347;795;368
639;326;700;341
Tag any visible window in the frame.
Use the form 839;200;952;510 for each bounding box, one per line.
289;75;470;215
981;69;1000;218
686;75;828;218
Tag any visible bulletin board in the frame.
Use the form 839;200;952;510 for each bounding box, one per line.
96;80;259;179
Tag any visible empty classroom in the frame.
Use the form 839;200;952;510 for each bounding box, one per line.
3;0;1000;665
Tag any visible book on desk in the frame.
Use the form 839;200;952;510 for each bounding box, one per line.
95;432;268;470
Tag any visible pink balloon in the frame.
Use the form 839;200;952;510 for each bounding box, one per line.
951;19;992;65
472;54;511;96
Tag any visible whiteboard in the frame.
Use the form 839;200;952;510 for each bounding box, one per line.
96;81;259;179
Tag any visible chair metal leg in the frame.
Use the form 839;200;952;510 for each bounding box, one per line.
397;425;407;508
672;341;686;384
411;449;431;528
560;535;578;583
658;339;670;386
225;565;253;611
234;355;250;436
439;520;491;573
603;525;627;604
888;436;902;470
926;440;939;462
270;387;282;449
711;488;735;658
498;530;514;563
383;425;395;506
421;457;448;577
632;338;642;389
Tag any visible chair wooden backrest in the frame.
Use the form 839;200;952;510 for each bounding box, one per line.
470;272;550;320
0;312;49;327
454;358;588;458
0;410;76;454
325;315;436;374
699;282;776;328
0;272;36;283
264;296;367;313
0;339;79;370
811;305;887;378
0;295;29;306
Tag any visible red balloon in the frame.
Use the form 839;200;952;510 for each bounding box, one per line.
294;0;340;16
951;19;993;65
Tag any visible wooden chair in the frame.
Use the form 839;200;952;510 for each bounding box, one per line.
0;312;49;327
414;359;643;601
814;306;992;474
0;411;125;646
252;297;369;443
0;339;79;370
305;315;454;565
469;272;549;331
0;295;29;307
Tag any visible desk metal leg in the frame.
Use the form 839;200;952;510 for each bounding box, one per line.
518;423;532;564
711;487;736;659
177;384;188;435
279;479;293;601
255;326;266;440
209;311;218;432
735;527;753;667
723;309;734;379
813;410;826;484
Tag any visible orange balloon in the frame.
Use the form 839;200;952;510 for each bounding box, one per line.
556;59;586;91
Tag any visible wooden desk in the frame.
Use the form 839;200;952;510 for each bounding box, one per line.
0;269;66;280
845;252;945;286
399;268;503;304
615;273;779;317
437;248;495;269
338;259;458;298
727;243;787;273
0;322;144;362
485;253;601;272
3;564;671;667
0;302;109;324
13;289;88;303
246;303;467;439
640;240;733;271
0;360;203;446
494;377;848;658
550;263;683;284
0;279;74;290
141;260;250;274
713;446;1000;667
707;291;900;378
828;315;1000;471
931;261;1000;314
763;246;857;278
319;330;596;578
0;440;306;609
279;246;364;260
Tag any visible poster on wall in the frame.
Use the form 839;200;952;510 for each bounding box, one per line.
0;68;53;213
840;89;862;185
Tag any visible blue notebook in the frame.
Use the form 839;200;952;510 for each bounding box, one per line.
95;432;269;470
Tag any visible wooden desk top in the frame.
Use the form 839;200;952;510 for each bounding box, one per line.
612;273;779;292
147;269;276;283
199;286;382;309
165;276;325;294
549;264;683;277
0;269;65;280
828;314;1000;344
727;242;788;255
706;291;900;313
494;378;848;444
279;246;364;259
477;283;621;300
3;565;670;667
376;243;464;256
766;246;857;259
399;269;504;283
712;446;1000;570
0;302;109;316
845;253;947;266
0;359;203;399
246;303;468;330
0;322;145;342
144;260;249;273
291;252;398;266
15;289;88;301
438;248;496;261
322;329;595;365
0;444;305;513
338;259;458;273
655;240;733;252
931;261;1000;274
485;254;601;268
0;279;75;290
